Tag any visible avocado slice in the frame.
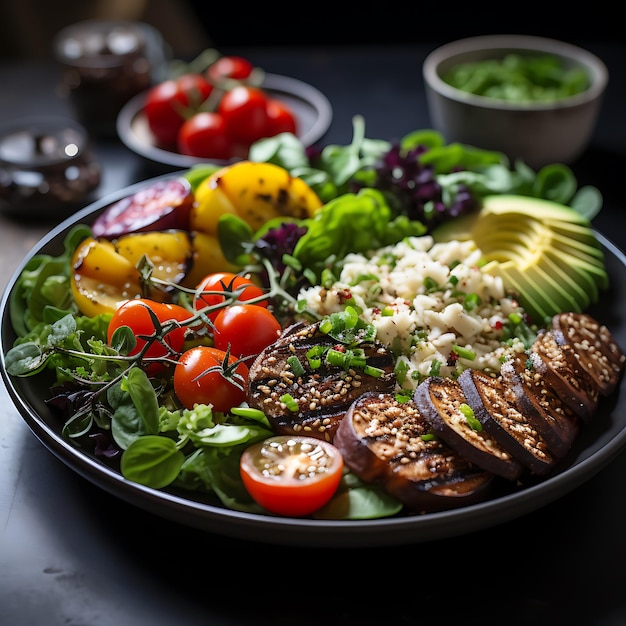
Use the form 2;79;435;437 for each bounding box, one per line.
548;231;605;264
535;254;592;309
496;265;564;325
431;194;608;321
500;264;583;322
479;194;592;225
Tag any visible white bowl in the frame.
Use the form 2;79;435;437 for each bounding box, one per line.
422;35;609;169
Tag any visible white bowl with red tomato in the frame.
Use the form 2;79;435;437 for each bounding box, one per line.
116;53;333;167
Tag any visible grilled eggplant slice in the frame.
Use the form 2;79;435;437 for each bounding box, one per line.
458;369;556;475
531;329;599;423
551;312;625;396
500;353;579;459
413;376;524;481
246;321;396;442
333;392;494;512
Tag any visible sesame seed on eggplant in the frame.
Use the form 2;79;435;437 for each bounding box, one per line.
333;391;494;513
499;353;580;460
458;368;557;476
246;321;396;443
530;329;599;423
551;312;625;396
413;376;524;481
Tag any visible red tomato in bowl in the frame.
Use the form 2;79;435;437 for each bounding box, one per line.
193;272;268;323
265;99;297;136
177;112;233;159
144;73;213;146
218;85;270;146
240;435;344;517
173;345;249;412
207;55;255;83
213;304;281;363
107;299;193;374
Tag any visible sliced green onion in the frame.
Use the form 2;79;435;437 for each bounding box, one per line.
429;360;441;376
306;345;325;369
363;364;384;378
346;348;366;368
453;345;476;361
459;403;482;431
279;393;299;412
394;359;409;385
320;268;337;288
423;276;439;291
339;306;359;329
351;273;379;285
319;318;332;334
326;348;347;368
463;293;482;311
287;355;305;377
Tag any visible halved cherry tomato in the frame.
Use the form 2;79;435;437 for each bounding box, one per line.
213;304;281;363
207;55;254;84
265;99;297;136
177;112;233;160
218;85;270;147
173;345;249;412
144;73;213;146
193;272;268;322
107;299;193;375
240;435;344;517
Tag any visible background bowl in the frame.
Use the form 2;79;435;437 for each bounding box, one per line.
422;35;609;169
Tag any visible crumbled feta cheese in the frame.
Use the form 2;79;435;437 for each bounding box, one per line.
298;236;527;389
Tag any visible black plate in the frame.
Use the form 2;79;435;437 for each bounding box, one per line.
2;175;626;548
116;74;333;168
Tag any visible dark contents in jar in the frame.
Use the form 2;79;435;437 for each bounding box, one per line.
54;21;163;134
0;118;101;217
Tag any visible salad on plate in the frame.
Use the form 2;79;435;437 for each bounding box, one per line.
4;116;623;521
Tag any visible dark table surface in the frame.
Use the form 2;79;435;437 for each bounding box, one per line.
2;41;626;626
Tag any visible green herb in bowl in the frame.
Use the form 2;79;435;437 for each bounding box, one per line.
442;53;591;104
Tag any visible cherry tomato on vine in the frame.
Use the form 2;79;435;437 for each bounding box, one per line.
177;112;233;159
193;272;268;323
240;435;344;517
144;73;213;146
107;299;193;374
213;304;281;363
173;345;249;412
265;99;297;136
218;85;270;147
207;55;255;83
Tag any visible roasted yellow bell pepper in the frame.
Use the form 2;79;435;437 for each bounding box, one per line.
71;237;143;317
190;161;322;235
71;230;196;316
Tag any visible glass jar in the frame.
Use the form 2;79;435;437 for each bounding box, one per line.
0;117;101;217
54;20;168;136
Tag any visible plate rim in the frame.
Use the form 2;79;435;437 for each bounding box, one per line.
116;73;333;168
2;176;626;547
